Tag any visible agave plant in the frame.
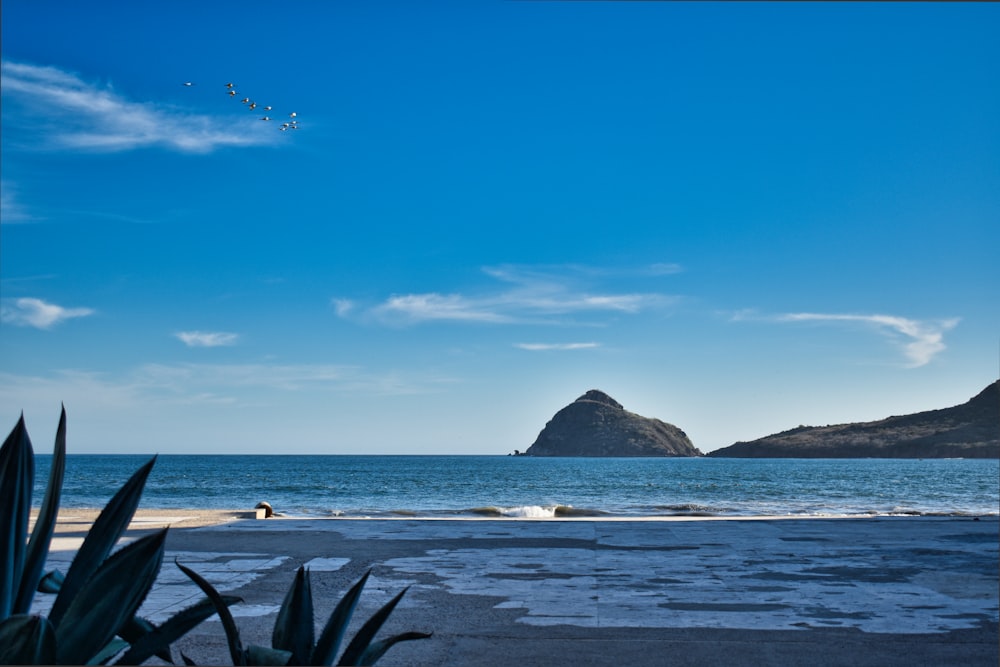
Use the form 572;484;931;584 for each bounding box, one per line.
0;409;238;665
178;561;431;666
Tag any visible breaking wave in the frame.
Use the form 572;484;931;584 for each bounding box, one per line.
468;505;608;518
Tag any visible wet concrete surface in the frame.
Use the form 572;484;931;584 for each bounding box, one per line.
40;515;999;665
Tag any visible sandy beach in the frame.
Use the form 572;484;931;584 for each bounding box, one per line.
34;510;1000;666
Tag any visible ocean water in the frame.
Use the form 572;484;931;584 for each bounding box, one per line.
31;455;999;519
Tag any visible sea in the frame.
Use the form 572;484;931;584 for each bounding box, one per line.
31;455;1000;519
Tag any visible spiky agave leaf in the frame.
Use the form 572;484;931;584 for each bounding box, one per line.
245;643;293;666
337;587;419;666
117;616;171;664
351;631;433;667
48;456;157;628
0;614;56;665
15;406;67;614
55;529;167;665
310;570;371;666
115;595;243;666
89;638;130;665
176;560;248;666
0;415;33;621
272;565;314;665
38;569;65;594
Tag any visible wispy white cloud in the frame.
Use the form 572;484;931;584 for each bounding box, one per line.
1;297;94;329
174;331;240;347
515;342;600;351
0;181;38;223
485;262;684;281
0;363;456;418
1;60;276;154
134;362;351;393
646;263;684;276
331;298;356;317
354;264;677;326
373;294;514;324
130;362;457;397
737;310;959;367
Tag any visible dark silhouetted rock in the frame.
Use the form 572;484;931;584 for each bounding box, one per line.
708;381;1000;458
525;389;702;457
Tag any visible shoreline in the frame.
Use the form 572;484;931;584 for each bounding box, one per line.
35;507;1000;531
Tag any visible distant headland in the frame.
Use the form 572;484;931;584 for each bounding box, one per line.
514;382;999;459
708;380;999;458
516;389;702;457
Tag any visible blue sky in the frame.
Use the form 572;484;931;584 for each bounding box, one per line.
2;1;997;455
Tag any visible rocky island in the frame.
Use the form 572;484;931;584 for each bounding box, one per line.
708;380;999;459
521;389;702;457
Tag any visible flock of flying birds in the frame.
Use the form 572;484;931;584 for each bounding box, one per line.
182;81;300;131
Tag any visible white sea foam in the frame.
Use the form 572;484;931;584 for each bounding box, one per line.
498;505;560;518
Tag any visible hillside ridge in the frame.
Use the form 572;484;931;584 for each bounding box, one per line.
708;381;999;458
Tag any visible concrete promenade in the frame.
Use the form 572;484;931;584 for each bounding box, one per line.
38;512;999;666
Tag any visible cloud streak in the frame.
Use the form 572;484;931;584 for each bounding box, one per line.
373;294;512;324
135;362;351;393
0;363;456;417
1;297;94;329
515;342;600;351
0;181;38;223
348;264;678;326
741;311;959;367
175;331;240;347
1;60;276;153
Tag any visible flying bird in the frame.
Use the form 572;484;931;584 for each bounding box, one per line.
207;82;303;132
182;82;194;86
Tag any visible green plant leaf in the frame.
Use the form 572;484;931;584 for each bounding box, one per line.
0;414;34;621
0;613;56;665
48;456;156;628
272;565;314;665
55;529;167;665
116;616;171;664
337;587;410;666
310;569;370;666
246;643;293;666
115;595;243;666
87;638;129;665
176;559;247;666
38;569;65;594
16;406;67;614
352;632;432;667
